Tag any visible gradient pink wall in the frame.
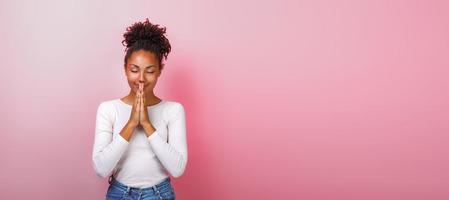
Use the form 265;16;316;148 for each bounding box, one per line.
1;0;448;199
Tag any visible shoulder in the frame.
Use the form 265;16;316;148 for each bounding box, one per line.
96;99;120;116
97;99;118;109
160;100;185;119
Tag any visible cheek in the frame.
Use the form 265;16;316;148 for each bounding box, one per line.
146;74;159;82
127;74;138;82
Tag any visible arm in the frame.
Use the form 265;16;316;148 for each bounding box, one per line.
91;102;133;178
147;103;188;178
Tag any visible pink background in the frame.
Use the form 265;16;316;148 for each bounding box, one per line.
1;0;448;199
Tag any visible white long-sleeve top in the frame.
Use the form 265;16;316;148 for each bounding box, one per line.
92;98;188;188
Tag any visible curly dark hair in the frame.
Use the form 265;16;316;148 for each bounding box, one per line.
122;18;171;70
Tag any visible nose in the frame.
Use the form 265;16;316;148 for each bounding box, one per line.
138;71;145;83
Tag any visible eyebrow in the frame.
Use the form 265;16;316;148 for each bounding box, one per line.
130;64;155;68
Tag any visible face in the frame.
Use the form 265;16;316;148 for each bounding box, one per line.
124;50;161;95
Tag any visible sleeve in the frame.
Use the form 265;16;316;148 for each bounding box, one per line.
92;102;129;178
147;103;188;178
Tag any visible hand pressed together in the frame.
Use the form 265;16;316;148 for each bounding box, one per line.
138;83;151;126
128;83;152;128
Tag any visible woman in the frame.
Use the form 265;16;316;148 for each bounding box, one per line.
92;18;187;200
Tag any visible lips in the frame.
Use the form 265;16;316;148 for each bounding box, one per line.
135;84;147;89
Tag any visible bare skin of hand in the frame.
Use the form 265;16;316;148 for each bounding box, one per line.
120;89;141;141
138;83;156;137
138;83;151;125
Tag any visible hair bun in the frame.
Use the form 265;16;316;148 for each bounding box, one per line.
122;18;168;49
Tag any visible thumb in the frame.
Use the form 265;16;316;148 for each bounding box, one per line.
137;94;141;121
140;93;145;114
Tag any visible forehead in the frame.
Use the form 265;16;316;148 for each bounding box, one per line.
128;50;158;66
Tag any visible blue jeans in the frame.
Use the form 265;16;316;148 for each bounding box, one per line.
106;176;176;200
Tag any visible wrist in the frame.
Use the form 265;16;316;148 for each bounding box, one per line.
141;121;155;135
127;121;138;128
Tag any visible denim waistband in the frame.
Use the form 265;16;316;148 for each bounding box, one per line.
108;176;171;193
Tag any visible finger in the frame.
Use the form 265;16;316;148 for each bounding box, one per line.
133;95;136;112
135;93;139;105
137;94;141;116
136;93;140;106
140;93;144;111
